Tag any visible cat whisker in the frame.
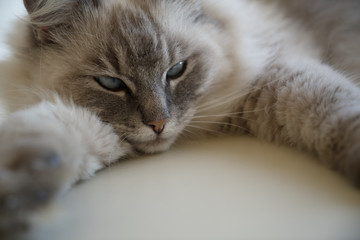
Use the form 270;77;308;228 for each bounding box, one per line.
190;120;249;133
185;124;227;136
193;111;248;118
192;112;258;122
179;128;199;140
195;92;248;113
195;75;282;113
195;90;243;112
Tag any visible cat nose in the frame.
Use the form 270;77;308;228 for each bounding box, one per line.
147;119;169;134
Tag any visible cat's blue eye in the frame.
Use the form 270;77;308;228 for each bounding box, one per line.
95;76;127;92
166;61;187;80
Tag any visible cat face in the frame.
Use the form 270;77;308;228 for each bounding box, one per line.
25;0;226;154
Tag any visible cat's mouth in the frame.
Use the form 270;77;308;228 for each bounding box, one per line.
129;136;176;154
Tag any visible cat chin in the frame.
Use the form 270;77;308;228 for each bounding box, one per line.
131;137;176;154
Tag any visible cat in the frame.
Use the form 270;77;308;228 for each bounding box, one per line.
0;0;360;238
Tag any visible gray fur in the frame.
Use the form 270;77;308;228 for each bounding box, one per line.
0;0;360;237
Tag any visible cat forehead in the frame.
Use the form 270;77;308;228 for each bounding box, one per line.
75;2;191;74
112;8;168;60
33;0;202;78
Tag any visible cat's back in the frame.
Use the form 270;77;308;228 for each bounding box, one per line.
262;0;360;79
204;0;360;79
264;0;360;37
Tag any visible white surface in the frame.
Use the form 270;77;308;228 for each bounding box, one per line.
1;1;360;240
31;137;360;240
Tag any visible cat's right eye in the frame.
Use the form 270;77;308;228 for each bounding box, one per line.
95;76;128;92
166;61;187;80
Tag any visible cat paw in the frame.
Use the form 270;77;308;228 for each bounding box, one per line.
0;136;73;239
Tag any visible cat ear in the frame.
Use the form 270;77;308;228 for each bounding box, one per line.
24;0;69;42
24;0;100;14
23;0;40;14
23;1;46;42
23;0;100;43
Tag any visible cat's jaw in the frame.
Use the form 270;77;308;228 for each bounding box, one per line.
129;136;176;154
120;114;192;154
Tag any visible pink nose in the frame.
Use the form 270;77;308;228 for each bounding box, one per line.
147;119;169;134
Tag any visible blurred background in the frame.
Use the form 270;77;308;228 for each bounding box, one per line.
0;0;25;60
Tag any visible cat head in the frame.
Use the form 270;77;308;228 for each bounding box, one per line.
23;0;230;154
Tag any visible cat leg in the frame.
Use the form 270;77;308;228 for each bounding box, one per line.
238;60;360;186
0;96;130;239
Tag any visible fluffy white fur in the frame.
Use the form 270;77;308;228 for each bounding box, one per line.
0;0;360;238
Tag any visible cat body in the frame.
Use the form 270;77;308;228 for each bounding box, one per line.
0;0;360;238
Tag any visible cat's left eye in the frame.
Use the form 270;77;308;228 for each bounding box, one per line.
166;61;187;80
95;76;128;92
